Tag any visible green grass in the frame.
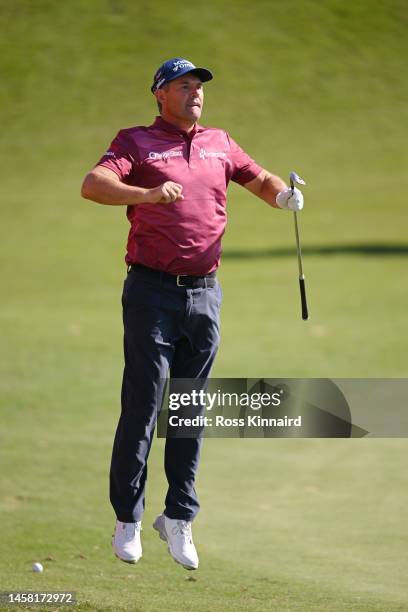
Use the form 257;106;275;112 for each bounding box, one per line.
1;0;408;610
2;433;408;611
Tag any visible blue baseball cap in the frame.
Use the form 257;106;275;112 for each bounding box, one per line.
151;58;213;93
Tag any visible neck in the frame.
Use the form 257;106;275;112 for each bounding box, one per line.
160;112;196;133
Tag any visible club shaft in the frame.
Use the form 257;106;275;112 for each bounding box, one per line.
290;175;309;320
293;211;304;277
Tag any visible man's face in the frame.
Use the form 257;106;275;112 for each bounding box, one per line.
156;74;204;123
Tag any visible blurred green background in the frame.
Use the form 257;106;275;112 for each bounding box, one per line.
1;1;407;610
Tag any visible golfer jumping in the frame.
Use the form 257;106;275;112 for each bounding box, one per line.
81;58;304;570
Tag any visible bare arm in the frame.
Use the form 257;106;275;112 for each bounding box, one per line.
243;169;287;208
81;166;184;206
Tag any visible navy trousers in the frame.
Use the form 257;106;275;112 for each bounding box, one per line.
109;266;221;523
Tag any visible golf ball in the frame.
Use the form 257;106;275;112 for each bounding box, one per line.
32;562;43;573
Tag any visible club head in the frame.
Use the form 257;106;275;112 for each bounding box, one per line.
289;171;306;187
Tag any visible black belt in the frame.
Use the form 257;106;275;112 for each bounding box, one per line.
128;263;217;288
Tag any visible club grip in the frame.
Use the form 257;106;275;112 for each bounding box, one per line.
299;276;309;320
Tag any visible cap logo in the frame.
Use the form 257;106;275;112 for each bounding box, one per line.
155;77;166;89
172;60;194;72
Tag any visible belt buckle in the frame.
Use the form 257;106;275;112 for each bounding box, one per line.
176;274;186;287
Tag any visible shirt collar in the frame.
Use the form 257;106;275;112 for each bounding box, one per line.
151;116;204;136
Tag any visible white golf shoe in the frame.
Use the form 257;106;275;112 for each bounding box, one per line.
153;513;199;570
112;520;142;564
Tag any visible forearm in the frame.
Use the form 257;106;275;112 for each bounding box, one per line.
244;169;287;208
81;170;150;206
258;172;287;208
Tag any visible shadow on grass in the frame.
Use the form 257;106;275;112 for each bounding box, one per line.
223;243;408;259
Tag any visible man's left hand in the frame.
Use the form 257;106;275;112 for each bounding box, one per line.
275;187;304;211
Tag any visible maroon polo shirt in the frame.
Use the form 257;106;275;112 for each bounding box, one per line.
96;116;262;275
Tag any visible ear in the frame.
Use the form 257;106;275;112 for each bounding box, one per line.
155;89;166;105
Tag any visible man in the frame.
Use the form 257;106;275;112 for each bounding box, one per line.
81;58;303;570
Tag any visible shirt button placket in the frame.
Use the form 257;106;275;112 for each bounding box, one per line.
184;133;195;169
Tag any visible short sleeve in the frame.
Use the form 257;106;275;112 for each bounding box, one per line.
227;134;263;185
95;130;135;180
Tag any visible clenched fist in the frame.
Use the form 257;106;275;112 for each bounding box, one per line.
147;181;184;204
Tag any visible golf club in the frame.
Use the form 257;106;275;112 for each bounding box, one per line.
289;171;309;321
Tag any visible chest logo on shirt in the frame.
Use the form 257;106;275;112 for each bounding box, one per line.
199;148;226;160
147;150;183;161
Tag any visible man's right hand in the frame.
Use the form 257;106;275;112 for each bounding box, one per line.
147;181;184;204
81;167;184;207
